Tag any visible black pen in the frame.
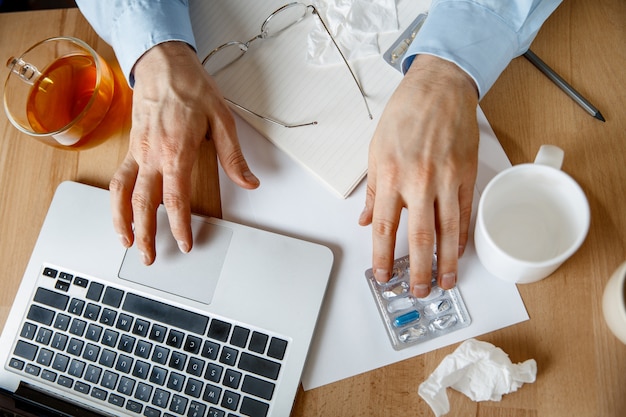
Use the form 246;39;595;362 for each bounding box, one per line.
524;49;605;122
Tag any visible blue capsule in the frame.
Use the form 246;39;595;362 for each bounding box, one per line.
393;310;420;327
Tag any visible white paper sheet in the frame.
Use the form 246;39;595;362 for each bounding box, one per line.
218;107;529;390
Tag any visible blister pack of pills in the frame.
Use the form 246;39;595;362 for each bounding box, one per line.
382;13;428;72
365;255;471;350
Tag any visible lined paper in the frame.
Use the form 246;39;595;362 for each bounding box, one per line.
189;0;431;198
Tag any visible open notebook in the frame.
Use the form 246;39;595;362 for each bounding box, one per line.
189;0;431;198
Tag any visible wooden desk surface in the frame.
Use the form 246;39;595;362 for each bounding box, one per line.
1;1;624;416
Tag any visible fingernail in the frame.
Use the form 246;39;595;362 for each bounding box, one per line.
413;284;430;298
374;269;389;283
441;272;456;289
118;234;130;248
177;240;190;253
141;251;152;265
244;170;259;185
458;245;465;257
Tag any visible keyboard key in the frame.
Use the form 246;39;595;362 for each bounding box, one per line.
188;401;207;417
242;375;275;401
184;334;202;354
68;359;86;378
99;308;117;326
132;319;150;337
27;305;55;326
241;396;269;417
57;375;73;388
152;345;170;365
52;354;69;372
144;406;160;417
169;394;188;414
74;381;90;395
36;348;54;367
53;313;71;331
108;393;125;407
43;267;58;278
132;360;150;380
74;276;89;287
85;324;103;342
166;329;184;349
86;282;104;302
116;313;133;332
204;363;223;383
102;329;118;347
208;319;231;342
115;354;133;373
51;333;68;350
169;351;187;371
41;369;57;382
35;327;52;345
84;303;101;321
230;326;250;348
101;370;118;389
126;399;143;414
201;340;219;360
248;332;268;354
184;377;204;399
152;388;170;408
123;293;208;335
149;324;167;343
91;387;107;401
85;364;102;383
69;318;87;336
98;349;116;368
54;281;70;292
208;407;225;417
202;384;221;404
34;287;69;310
119;334;136;353
134;382;153;401
167;372;185;392
66;337;84;356
117;376;135;395
221;390;240;411
59;272;73;281
68;298;85;315
20;322;37;340
186;357;205;377
9;358;25;370
223;369;242;389
135;340;152;359
238;352;281;380
82;343;100;362
149;366;168;386
267;337;288;360
102;287;124;308
25;363;41;377
14;340;37;361
219;347;238;366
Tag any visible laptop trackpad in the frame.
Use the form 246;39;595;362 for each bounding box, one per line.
118;215;233;305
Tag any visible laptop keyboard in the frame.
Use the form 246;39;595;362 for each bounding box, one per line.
6;265;289;417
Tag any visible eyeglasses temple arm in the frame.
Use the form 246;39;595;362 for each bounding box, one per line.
225;98;318;128
310;5;373;120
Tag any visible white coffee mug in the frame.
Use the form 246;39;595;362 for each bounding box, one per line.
602;261;626;344
474;145;590;283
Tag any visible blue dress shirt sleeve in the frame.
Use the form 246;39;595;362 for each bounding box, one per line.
403;0;562;98
75;0;196;86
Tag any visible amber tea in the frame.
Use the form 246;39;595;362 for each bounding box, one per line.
25;53;114;146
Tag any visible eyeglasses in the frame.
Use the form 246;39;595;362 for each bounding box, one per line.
201;2;373;128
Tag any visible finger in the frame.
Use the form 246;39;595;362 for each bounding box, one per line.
209;107;259;190
162;162;193;254
407;196;436;298
359;168;377;226
131;169;163;265
457;182;475;257
370;187;403;284
434;188;460;290
109;155;139;248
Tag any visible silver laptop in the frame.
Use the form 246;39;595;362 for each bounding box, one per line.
0;181;333;417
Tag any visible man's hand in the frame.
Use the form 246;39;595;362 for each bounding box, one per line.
109;41;259;265
359;54;479;297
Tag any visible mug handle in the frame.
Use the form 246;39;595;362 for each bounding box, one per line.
534;145;564;170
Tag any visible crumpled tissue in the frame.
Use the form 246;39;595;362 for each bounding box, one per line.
418;339;537;417
307;0;398;65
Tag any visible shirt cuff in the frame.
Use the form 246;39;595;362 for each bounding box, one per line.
110;1;197;86
401;1;520;99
